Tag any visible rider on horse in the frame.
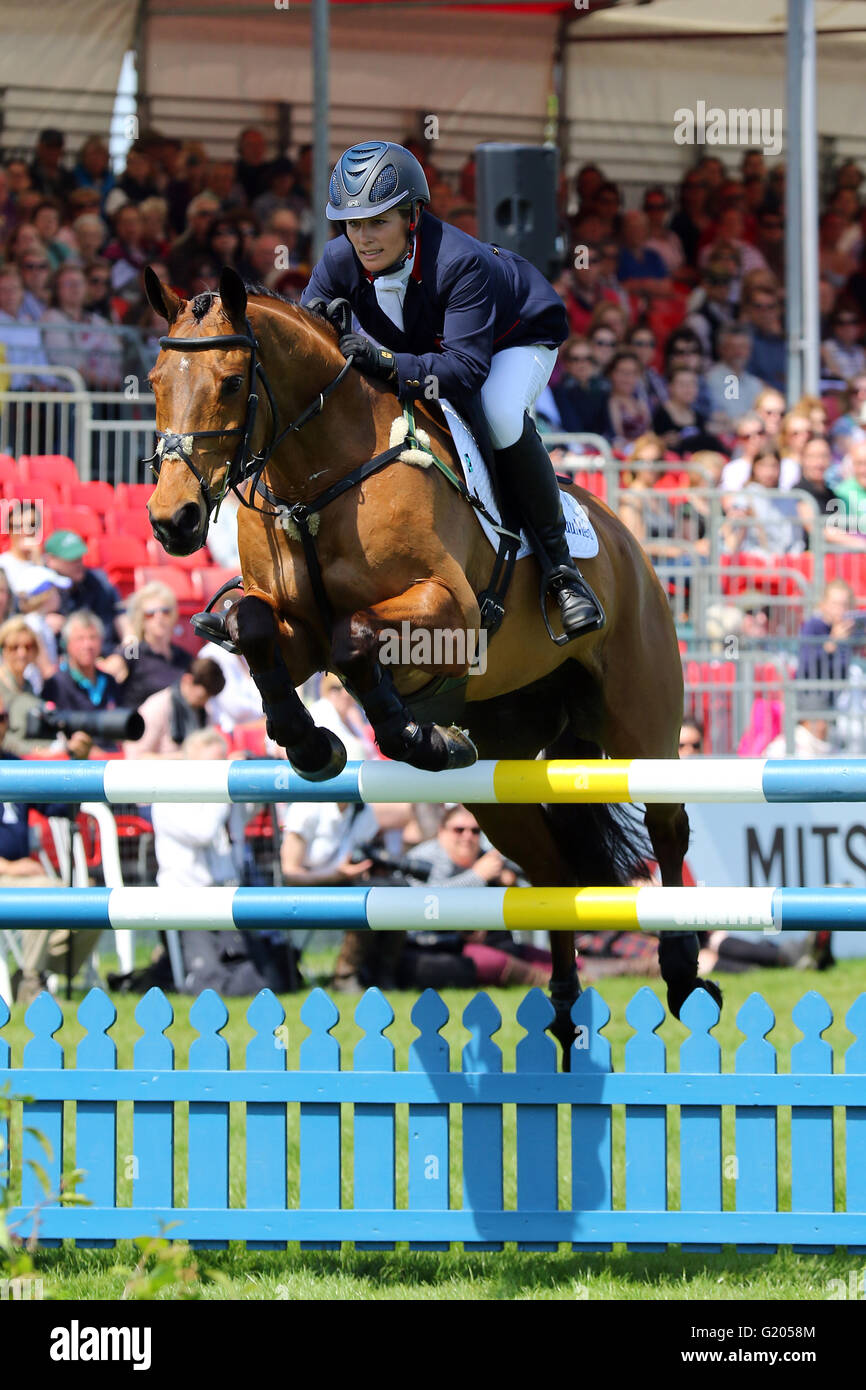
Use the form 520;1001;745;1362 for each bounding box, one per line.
301;140;605;642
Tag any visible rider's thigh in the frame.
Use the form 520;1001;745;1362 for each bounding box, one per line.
480;344;558;449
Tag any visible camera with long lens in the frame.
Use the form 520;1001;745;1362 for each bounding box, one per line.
25;707;146;742
349;844;433;885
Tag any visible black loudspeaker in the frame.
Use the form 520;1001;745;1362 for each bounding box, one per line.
475;142;560;277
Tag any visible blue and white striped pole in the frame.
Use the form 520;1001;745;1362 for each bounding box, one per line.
0;886;863;932
6;758;866;804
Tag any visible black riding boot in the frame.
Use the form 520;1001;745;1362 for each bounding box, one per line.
493;413;605;641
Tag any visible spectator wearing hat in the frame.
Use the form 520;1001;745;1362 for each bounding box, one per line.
123;657;226;759
28;129;76;203
0;504;65;606
42;531;131;652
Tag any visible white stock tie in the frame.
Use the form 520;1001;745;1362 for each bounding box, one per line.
372;252;415;331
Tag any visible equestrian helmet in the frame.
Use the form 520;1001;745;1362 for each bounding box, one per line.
326;142;430;221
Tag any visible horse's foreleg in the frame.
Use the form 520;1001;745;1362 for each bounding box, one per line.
331;581;478;771
226;595;345;780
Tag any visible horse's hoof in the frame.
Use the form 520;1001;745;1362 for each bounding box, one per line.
437;725;478;770
289;728;348;783
406;724;477;772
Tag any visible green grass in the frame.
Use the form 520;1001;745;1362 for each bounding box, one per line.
3;956;866;1301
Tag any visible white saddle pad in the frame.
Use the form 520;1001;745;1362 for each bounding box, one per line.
439;398;599;560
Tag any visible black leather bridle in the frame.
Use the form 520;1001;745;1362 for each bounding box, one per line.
141;311;354;520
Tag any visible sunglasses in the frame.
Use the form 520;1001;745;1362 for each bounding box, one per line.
144;606;174;618
449;825;481;836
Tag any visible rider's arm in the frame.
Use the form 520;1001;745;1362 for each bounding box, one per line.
392;252;495;404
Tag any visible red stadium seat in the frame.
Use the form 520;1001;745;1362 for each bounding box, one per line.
104;508;156;543
114;483;153;511
47;505;103;541
826;551;866;601
68;480;116;515
193;566;244;599
18;454;79;492
0;455;19;490
133;566;198;603
100;534;150;596
683;659;737;756
232;720;268;758
83;537;102;569
3;478;64;509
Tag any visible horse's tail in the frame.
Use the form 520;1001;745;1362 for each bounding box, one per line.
541;729;652;887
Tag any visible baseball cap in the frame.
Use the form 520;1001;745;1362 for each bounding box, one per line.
14;563;71;595
44;530;87;561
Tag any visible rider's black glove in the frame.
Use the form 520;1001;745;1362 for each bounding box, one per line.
339;333;398;388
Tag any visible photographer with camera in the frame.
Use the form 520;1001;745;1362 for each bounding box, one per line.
280;792;413;992
0;690;104;1006
0;615;91;758
396;805;553;991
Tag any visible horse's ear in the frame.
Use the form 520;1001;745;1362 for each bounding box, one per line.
144;266;184;325
219;267;248;329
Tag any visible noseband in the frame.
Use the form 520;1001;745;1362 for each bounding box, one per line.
142;310;354;519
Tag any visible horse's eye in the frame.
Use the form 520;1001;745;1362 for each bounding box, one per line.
221;376;244;396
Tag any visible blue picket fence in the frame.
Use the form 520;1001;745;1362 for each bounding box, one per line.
2;984;866;1251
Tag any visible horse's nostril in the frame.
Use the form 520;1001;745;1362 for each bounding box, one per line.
172;501;204;534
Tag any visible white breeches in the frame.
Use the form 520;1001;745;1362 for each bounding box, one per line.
479;343;558;450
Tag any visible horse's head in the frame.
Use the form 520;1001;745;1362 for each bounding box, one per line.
144;265;258;555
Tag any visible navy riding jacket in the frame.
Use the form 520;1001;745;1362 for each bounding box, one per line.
301;211;568;414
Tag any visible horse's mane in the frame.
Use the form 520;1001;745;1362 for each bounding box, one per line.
189;284;339;343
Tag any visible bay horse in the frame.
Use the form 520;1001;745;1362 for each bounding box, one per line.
143;266;721;1058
